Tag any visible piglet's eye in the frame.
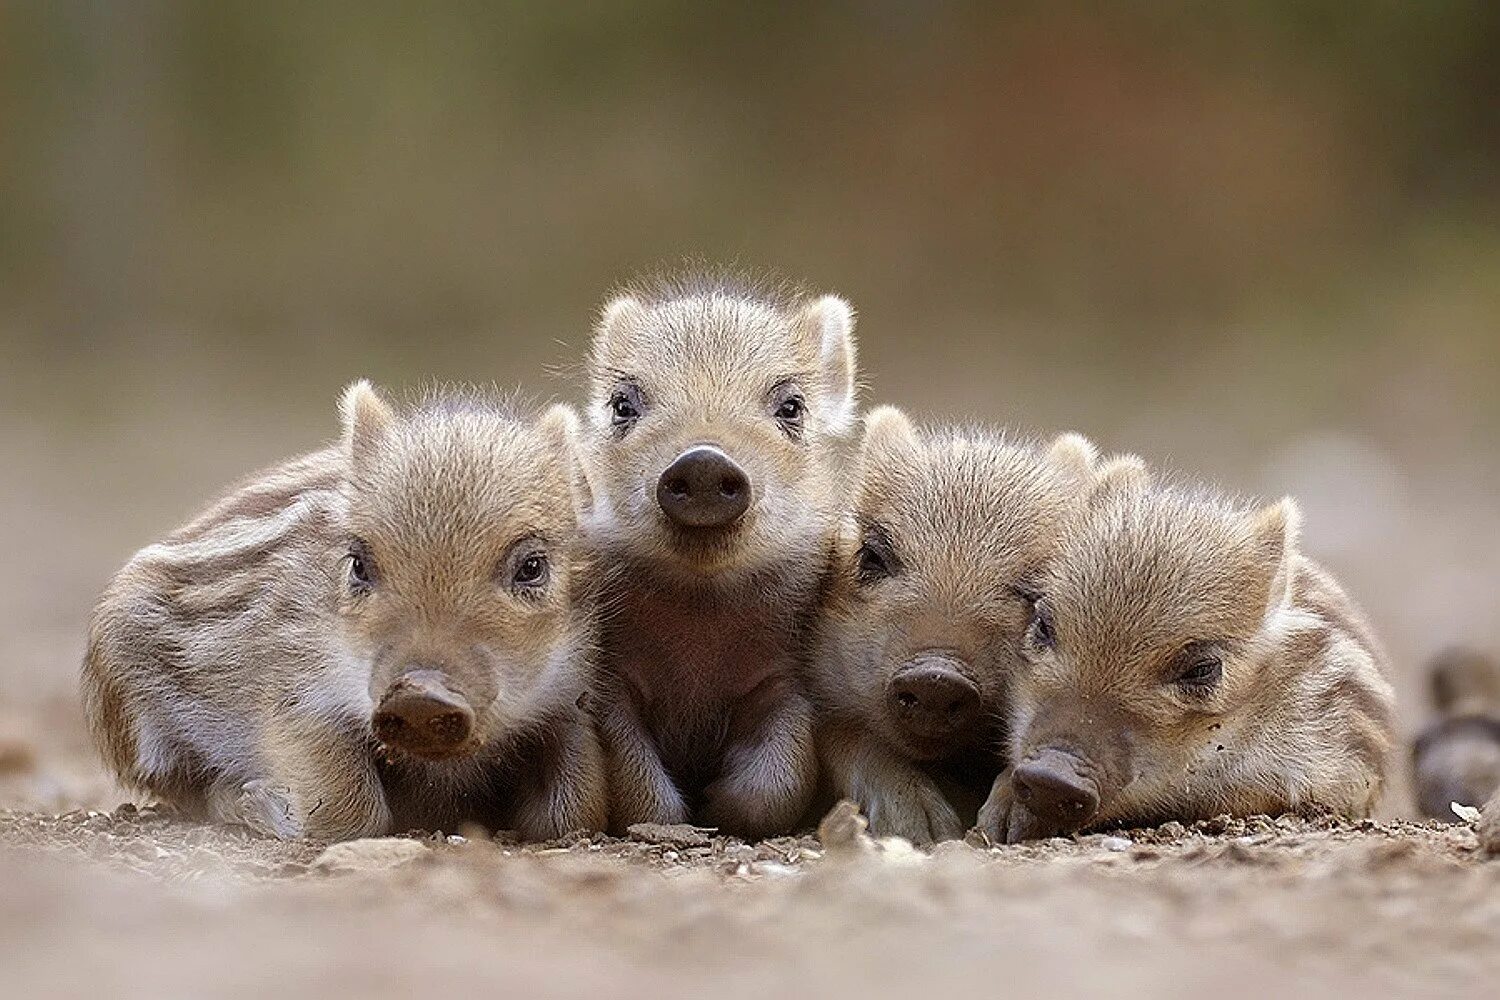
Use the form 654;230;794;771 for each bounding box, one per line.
610;395;637;421
856;544;889;582
513;552;549;589
1031;609;1056;650
854;527;897;584
608;383;643;429
347;540;377;591
1177;656;1223;688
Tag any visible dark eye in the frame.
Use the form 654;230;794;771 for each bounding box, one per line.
1028;602;1057;651
856;544;889;582
347;542;376;592
855;527;897;584
775;396;805;422
1178;656;1223;688
513;552;549;589
608;384;642;428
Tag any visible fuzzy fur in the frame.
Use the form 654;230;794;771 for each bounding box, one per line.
1411;648;1500;818
979;471;1396;842
810;406;1104;842
581;270;857;838
80;383;606;841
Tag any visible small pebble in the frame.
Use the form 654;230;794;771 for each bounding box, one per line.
1099;836;1133;852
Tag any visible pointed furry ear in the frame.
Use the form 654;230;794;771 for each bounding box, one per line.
1046;432;1100;489
860;405;920;467
537;403;594;514
801;294;857;434
340;380;396;464
594;293;645;358
1252;497;1301;610
1087;454;1149;508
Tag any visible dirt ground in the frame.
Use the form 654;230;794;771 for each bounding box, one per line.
1;759;1497;1000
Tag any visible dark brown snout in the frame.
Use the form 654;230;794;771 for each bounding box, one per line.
372;670;475;759
657;446;751;528
886;656;982;748
1012;748;1100;830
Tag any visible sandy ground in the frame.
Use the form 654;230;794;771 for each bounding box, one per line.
2;759;1498;1000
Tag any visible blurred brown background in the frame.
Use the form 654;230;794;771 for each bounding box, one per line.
2;2;1498;811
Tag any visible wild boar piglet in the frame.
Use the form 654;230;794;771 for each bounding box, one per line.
583;271;857;838
811;406;1099;842
979;463;1395;843
82;383;605;840
1411;647;1500;819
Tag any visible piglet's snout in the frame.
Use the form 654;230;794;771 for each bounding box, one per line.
1012;748;1100;829
373;670;475;758
886;655;981;741
656;446;752;529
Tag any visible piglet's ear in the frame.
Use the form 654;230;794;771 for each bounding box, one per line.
340;380;396;465
859;405;921;469
1087;454;1149;508
1251;497;1301;611
593;293;646;360
538;403;595;515
800;294;858;435
1045;432;1100;490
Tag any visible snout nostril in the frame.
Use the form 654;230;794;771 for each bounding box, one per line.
895;692;919;710
373;714;405;736
656;447;752;528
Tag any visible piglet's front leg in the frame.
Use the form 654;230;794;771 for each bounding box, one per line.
702;679;816;840
511;706;609;840
975;767;1053;845
598;692;689;832
217;714;390;842
819;719;963;844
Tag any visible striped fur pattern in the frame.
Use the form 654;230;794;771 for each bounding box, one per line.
809;406;1102;842
582;271;857;838
80;383;605;841
979;464;1396;842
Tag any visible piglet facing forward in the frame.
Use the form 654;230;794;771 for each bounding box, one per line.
978;464;1396;843
810;407;1100;842
82;383;606;841
583;272;858;838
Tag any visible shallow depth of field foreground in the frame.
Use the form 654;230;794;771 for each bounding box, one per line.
0;801;1497;999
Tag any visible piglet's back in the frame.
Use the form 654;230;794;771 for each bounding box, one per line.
81;447;348;808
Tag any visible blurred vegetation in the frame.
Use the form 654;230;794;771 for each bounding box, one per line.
1;2;1497;423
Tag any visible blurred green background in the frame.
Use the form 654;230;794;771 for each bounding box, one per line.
2;3;1498;803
